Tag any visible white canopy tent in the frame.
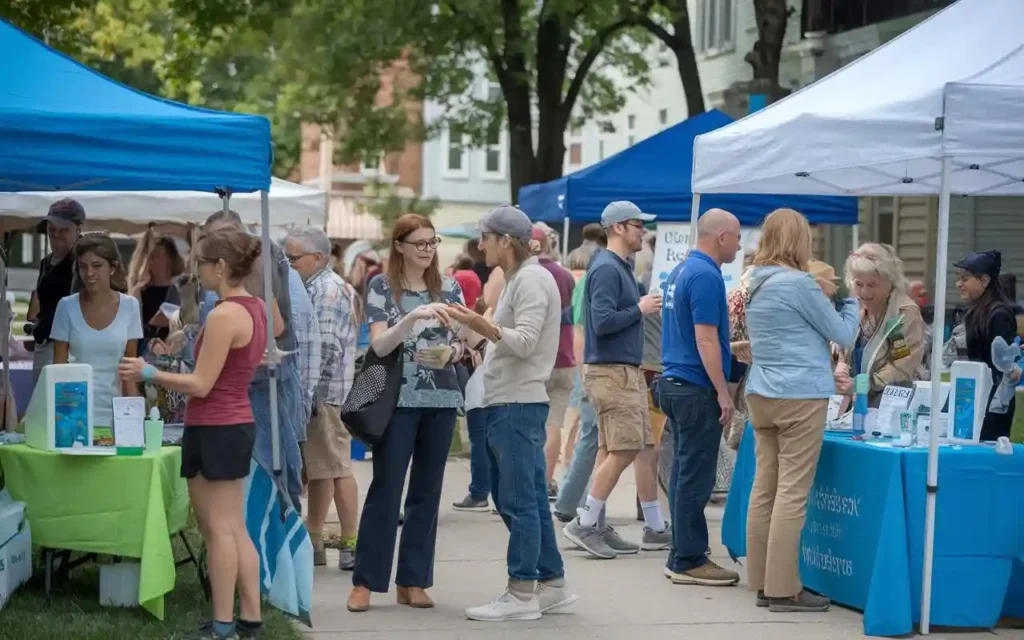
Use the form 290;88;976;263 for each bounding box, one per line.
0;177;327;233
690;0;1024;634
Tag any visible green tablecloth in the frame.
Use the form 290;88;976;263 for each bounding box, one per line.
0;445;189;619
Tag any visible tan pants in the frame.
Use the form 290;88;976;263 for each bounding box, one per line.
545;367;575;435
745;395;828;598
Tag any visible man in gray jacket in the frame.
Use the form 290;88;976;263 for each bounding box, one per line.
447;205;577;622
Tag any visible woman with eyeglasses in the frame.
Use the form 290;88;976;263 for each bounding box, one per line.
347;213;467;612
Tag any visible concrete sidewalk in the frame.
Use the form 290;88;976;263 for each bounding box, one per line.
303;458;1019;639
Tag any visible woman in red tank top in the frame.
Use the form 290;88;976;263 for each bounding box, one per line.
120;227;268;640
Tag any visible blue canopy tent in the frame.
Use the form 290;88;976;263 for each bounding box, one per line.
0;19;312;623
517;109;857;233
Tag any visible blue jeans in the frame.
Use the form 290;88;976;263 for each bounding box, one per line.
353;408;456;592
554;397;598;516
466;409;490;501
659;377;721;572
484;403;565;583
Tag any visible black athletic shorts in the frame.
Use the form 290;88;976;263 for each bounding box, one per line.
181;423;255;481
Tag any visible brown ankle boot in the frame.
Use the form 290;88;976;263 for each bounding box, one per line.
396;585;434;608
347;586;371;612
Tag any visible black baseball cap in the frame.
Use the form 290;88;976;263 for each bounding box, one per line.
37;198;86;233
954;250;1001;279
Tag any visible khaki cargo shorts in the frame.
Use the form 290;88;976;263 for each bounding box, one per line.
583;364;652;452
301;402;353;481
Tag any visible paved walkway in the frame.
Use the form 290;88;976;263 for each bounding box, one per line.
303;458;1021;639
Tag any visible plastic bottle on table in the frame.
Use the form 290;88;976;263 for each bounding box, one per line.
852;373;869;437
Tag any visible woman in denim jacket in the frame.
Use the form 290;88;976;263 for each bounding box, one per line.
743;209;860;614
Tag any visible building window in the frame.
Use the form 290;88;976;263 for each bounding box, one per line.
698;0;734;55
487;81;501;103
569;142;582;166
361;154;381;176
659;109;668;126
443;125;469;178
627;135;636;147
627;114;636;130
598;140;605;160
482;124;506;178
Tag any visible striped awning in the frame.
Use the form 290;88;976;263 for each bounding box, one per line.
326;197;382;241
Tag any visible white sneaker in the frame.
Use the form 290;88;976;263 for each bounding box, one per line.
465;589;542;622
536;582;578;614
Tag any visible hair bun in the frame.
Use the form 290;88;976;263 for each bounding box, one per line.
240;236;262;273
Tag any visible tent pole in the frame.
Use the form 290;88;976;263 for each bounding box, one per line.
689;194;701;248
260;190;281;474
852;223;859;250
920;155;952;635
562;216;570;261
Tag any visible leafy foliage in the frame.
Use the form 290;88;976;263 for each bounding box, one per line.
362;185;439;238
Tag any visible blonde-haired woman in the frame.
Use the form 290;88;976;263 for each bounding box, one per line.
743;209;860;613
833;244;926;407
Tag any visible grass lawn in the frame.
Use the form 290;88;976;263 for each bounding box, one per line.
0;530;303;640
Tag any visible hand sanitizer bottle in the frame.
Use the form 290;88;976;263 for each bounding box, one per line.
144;406;164;456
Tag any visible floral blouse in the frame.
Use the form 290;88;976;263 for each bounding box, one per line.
365;274;465;409
727;285;749;343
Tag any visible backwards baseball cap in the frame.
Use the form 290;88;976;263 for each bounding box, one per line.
600;201;655;228
37;198;86;233
954;250;1001;279
479;205;533;240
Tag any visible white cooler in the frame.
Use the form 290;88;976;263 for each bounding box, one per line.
0;498;32;611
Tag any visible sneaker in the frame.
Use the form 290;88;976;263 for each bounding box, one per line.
706;545;712;557
312;542;326;567
465;589;542;621
536;582;578;613
600;527;639;554
640;523;672;551
191;621;238;639
755;590;768;608
547;481;559;502
768;590;830;613
338;540;355;571
562;518;617;559
236;620;264;638
552;510;574;524
453;494;491;512
666;559;740;586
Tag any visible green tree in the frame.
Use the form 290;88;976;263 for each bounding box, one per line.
362;185;439;238
747;0;794;104
280;0;683;202
638;0;705;117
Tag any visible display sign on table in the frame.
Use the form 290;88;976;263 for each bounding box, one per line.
24;364;94;452
651;223;760;293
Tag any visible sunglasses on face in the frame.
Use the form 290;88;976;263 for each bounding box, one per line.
401;237;442;252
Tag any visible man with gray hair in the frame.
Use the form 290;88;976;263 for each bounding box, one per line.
285;226;360;571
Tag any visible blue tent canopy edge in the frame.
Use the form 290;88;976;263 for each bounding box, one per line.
0;19;271;194
517;110;856;227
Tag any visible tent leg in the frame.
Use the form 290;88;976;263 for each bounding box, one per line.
260;190;281;474
562;217;570;261
689;194;701;248
921;155;952;636
852;223;859;250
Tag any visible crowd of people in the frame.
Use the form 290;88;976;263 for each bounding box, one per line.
15;192;1022;637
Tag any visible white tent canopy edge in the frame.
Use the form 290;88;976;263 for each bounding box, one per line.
690;0;1024;634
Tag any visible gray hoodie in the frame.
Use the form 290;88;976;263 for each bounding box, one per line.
745;266;860;399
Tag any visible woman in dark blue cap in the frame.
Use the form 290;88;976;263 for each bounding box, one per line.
954;250;1020;440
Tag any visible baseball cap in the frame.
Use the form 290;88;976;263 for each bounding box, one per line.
600;201;655;228
37;198;86;233
479;205;533;240
954;250;1001;279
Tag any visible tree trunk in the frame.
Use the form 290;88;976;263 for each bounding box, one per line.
747;0;791;104
642;1;706;117
673;42;705;116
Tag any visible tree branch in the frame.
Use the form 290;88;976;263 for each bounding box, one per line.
444;0;506;81
639;15;679;49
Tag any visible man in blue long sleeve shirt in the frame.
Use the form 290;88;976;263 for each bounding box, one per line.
564;201;670;559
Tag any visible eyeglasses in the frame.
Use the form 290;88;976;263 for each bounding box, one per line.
400;237;442;252
286;253;312;264
621;221;645;231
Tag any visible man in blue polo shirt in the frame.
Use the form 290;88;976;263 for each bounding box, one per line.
659;208;742;587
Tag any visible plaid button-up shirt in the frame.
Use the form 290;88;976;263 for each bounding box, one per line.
304;267;356;407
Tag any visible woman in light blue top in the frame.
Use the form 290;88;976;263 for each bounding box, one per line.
742;209;859;614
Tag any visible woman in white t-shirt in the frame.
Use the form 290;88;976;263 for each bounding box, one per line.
52;234;144;429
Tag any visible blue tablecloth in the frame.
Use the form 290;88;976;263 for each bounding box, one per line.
722;428;1024;637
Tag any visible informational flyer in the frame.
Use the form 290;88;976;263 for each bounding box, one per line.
53;381;89;448
875;385;914;436
112;397;146;449
650;223;760;293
